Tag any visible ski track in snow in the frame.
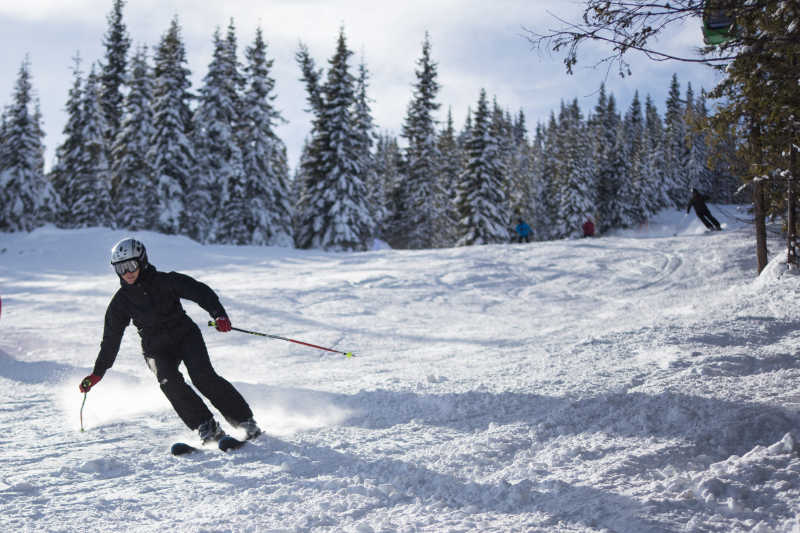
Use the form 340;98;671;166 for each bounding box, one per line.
2;208;800;532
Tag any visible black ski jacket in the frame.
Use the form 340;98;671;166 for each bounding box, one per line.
687;191;712;215
92;264;227;377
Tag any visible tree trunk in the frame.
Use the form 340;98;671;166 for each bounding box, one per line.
754;178;768;273
788;139;798;270
752;123;768;274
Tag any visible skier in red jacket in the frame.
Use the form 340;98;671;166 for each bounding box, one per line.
582;217;596;237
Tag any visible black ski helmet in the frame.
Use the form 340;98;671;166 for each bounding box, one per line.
110;237;148;267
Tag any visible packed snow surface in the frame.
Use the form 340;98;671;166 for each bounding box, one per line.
2;206;800;532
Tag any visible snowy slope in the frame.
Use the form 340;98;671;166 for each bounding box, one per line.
1;206;800;533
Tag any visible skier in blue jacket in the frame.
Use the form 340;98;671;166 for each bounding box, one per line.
514;219;532;243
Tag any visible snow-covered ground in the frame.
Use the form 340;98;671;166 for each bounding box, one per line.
2;206;800;533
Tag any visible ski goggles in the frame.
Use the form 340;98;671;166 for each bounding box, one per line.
113;259;140;275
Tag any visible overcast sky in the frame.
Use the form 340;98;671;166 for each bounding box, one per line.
0;0;722;173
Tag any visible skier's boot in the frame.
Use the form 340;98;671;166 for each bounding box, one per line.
197;418;226;444
237;417;262;440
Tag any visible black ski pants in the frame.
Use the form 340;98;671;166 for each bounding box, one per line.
144;323;253;430
696;208;721;230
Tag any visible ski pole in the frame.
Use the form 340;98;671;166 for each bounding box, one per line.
80;391;88;432
208;320;355;357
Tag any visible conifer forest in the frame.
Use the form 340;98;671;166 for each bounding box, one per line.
3;0;786;254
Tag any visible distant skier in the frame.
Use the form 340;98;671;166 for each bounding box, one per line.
582;216;596;238
514;219;532;243
687;188;721;231
78;238;262;444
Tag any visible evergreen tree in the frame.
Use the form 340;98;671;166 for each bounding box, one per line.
684;84;712;195
703;90;740;204
455;89;509;245
291;138;313;237
237;26;293;246
295;28;374;251
31;99;47;181
643;93;670;214
112;45;156;230
507;109;534;226
193;24;245;243
51;54;85;227
528;122;549;240
591;84;623;233
295;43;324;116
664;73;689;206
70;66;112;228
436;108;462;246
0;58;57;231
353;59;385;239
99;0;130;147
554;99;595;237
374;132;404;242
294;43;323;240
621;91;649;226
539;112;562;239
0;106;9;172
459;108;473;148
491;102;514;228
149;16;195;235
400;32;444;249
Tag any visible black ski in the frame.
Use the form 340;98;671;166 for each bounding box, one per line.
171;435;247;456
171;442;199;456
218;435;246;452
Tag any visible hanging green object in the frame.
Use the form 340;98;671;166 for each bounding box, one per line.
702;5;735;45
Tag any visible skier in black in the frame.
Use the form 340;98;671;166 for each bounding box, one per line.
78;238;262;444
687;188;722;231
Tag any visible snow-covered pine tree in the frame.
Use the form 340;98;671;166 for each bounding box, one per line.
528;122;549;240
400;32;445;249
0;57;57;231
618;91;648;227
604;95;630;232
664;73;689;207
295;28;374;251
459;108;473;148
507;110;533;223
112;45;157;230
237;26;293;246
554;99;596;238
0;107;8;171
374;132;405;242
291;138;312;238
294;43;323;244
99;0;130;149
31;99;48;191
149;16;195;236
194;23;245;243
69;66;112;228
491;101;518;239
504;108;534;234
703;91;740;203
51;56;86;228
643;93;671;214
590;84;622;233
538;112;562;240
684;84;713;196
455;89;509;246
435;108;462;247
353;59;385;241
